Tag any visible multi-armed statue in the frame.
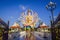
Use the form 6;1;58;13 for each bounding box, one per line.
20;9;38;28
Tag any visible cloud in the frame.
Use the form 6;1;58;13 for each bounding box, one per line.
10;16;14;19
54;16;57;19
19;5;26;10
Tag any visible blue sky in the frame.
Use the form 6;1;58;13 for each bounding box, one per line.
0;0;60;27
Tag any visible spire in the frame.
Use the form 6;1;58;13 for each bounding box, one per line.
41;23;47;26
12;22;19;26
10;22;20;28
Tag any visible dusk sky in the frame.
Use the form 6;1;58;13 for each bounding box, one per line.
0;0;60;27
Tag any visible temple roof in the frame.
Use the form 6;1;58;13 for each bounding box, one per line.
40;23;47;26
54;13;60;24
40;23;48;28
0;18;8;28
10;22;20;28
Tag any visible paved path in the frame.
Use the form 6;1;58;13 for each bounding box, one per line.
8;31;51;40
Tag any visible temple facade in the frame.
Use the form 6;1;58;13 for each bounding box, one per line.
37;23;49;32
10;22;20;32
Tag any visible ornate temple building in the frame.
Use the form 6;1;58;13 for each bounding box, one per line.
37;23;49;32
40;23;48;28
10;22;20;32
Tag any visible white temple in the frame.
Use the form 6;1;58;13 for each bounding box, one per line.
10;22;20;32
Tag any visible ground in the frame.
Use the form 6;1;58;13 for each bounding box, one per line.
8;30;51;40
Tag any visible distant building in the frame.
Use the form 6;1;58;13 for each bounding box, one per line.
10;22;20;32
40;23;48;28
37;23;49;32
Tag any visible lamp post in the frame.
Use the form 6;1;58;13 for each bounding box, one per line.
46;1;56;40
46;1;56;24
